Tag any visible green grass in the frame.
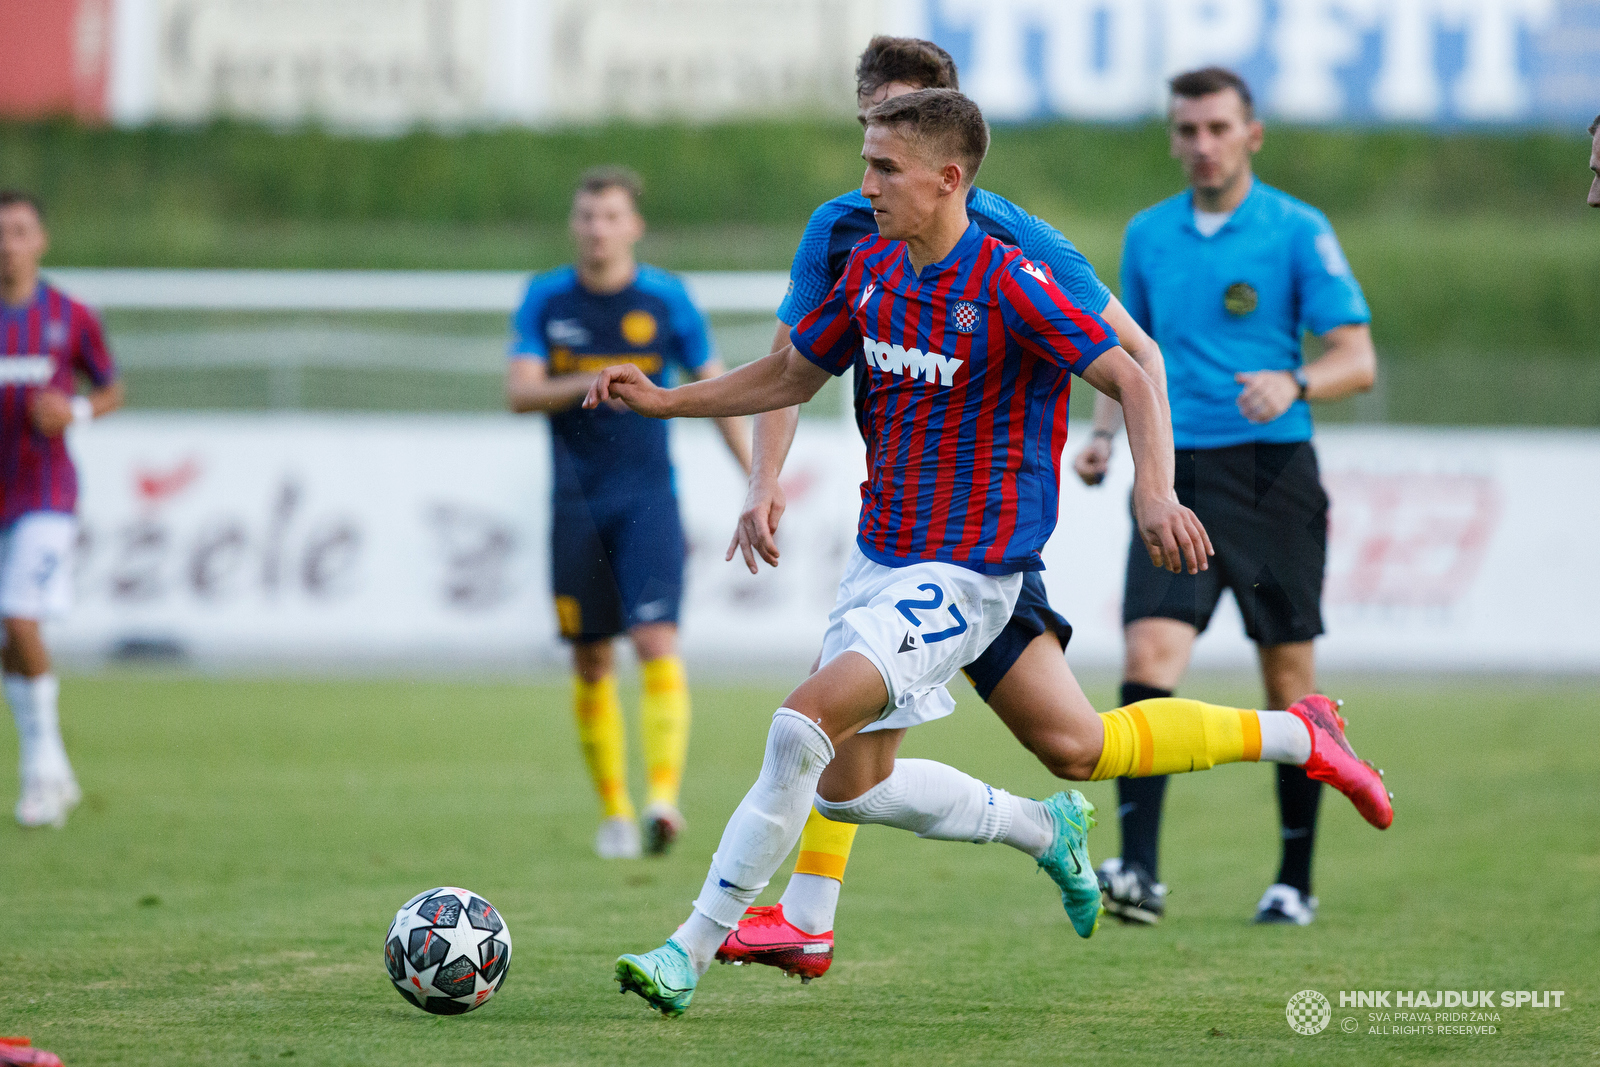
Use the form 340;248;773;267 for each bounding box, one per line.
1;672;1595;1065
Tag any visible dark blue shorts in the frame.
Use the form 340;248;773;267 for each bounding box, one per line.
962;570;1073;702
551;486;685;643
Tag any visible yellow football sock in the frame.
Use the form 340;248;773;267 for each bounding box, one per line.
573;674;634;820
1091;698;1263;780
793;807;859;882
640;655;691;809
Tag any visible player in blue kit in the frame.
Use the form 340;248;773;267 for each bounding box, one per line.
507;167;750;860
717;35;1177;977
592;89;1383;1018
1073;68;1385;927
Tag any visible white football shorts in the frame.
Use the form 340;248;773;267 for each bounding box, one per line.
819;545;1023;733
0;511;78;620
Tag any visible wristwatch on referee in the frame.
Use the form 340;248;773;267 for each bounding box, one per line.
1291;368;1310;400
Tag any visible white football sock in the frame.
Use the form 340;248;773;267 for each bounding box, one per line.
5;673;67;780
813;759;1056;859
670;911;732;976
1258;710;1313;764
678;709;833;975
777;873;840;936
5;673;35;777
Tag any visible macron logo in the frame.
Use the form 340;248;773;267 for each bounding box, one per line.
863;338;963;387
1021;263;1052;286
858;282;877;310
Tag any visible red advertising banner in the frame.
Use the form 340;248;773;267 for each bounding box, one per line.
0;0;111;121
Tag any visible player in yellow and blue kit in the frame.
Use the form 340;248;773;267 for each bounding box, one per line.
508;167;751;859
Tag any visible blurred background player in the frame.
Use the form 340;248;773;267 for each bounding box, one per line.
1588;113;1600;206
0;190;123;828
506;168;751;859
1073;68;1379;926
720;34;1177;970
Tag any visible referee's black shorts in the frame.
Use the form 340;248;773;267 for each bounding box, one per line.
1122;440;1327;647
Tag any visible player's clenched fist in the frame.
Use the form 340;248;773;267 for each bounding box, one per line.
1072;436;1111;486
583;363;671;418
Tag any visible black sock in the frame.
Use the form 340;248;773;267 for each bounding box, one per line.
1275;763;1323;895
1115;681;1173;882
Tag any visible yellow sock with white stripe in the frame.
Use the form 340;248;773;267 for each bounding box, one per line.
776;808;859;935
640;655;691;809
1091;698;1266;780
573;674;634;820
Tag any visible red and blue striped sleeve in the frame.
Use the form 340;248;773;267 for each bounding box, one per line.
71;301;117;387
996;255;1118;376
788;255;864;377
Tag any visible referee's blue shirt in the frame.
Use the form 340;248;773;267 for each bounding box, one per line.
1120;180;1370;450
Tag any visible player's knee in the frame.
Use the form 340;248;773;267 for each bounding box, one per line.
629;622;677;662
1025;731;1099;782
570;640;614;683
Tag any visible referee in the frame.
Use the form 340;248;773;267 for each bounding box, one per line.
1074;67;1377;926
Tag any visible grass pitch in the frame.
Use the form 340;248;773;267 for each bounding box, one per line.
1;671;1594;1066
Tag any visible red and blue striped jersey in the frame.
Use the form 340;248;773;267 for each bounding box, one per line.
0;283;117;525
791;223;1116;575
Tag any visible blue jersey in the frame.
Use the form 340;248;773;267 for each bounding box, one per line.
792;223;1116;575
1120;181;1370;450
778;187;1112;435
510;265;712;497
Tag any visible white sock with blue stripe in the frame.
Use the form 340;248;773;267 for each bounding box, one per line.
814;759;1053;858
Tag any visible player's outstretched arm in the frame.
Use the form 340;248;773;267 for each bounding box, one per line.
727;320;803;573
1082;347;1213;575
585;344;830;420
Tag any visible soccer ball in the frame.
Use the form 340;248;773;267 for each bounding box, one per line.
384;887;512;1015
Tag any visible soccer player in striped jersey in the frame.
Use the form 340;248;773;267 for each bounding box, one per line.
507;168;751;860
595;90;1388;1017
0;190;123;828
718;34;1171;977
713;35;1383;984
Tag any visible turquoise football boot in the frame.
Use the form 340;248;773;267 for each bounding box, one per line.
615;939;698;1017
1037;790;1101;938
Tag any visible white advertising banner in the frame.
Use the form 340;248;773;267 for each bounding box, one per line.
107;0;882;127
54;415;1600;671
96;0;1600;128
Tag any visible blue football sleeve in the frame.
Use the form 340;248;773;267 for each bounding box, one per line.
1293;213;1371;336
776;202;847;327
1118;224;1153;335
660;274;714;374
508;276;551;359
998;203;1112;315
789;271;860;376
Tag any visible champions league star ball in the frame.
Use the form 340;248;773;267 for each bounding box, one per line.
384;887;512;1015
